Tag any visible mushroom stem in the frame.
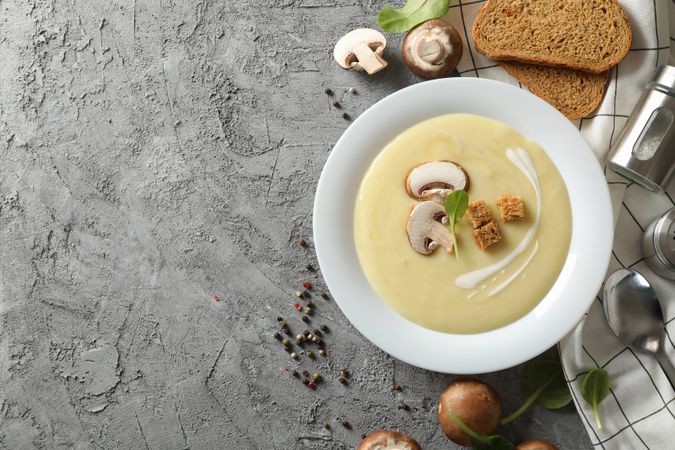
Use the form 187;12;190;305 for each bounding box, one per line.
430;221;455;253
351;42;388;74
416;37;445;64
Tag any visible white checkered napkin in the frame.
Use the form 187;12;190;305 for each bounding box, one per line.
443;1;675;448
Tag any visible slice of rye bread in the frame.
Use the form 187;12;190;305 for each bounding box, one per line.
501;61;609;119
472;0;632;74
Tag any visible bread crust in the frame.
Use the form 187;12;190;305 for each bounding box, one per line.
472;0;632;74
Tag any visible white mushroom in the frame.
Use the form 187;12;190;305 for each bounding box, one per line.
358;430;422;450
334;28;388;75
402;19;463;80
406;160;469;201
407;201;454;255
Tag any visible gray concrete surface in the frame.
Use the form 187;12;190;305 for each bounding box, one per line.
0;1;592;448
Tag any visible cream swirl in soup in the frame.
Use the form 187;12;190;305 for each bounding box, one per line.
353;114;571;334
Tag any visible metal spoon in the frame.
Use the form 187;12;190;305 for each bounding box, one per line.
603;269;675;390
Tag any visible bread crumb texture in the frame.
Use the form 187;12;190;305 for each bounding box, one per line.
500;62;608;119
474;221;503;250
497;194;526;222
472;0;632;73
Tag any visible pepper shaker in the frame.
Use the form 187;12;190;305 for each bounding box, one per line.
642;207;675;280
606;65;675;192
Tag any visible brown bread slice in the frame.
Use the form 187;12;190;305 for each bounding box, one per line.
472;0;632;74
501;61;609;119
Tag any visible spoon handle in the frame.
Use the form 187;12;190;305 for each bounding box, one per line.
655;351;675;392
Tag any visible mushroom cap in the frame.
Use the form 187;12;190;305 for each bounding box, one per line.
437;378;502;447
407;201;450;255
334;28;387;69
515;440;560;450
358;430;422;450
406;160;469;201
402;19;463;79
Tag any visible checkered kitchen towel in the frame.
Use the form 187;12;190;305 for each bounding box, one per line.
444;1;675;448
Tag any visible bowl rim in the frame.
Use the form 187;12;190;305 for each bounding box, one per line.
313;78;613;374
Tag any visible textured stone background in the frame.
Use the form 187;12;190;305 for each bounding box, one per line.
0;0;592;448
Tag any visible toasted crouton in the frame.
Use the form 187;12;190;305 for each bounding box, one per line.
497;195;526;222
466;200;493;229
473;221;502;250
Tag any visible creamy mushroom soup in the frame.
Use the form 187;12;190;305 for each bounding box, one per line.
353;114;572;334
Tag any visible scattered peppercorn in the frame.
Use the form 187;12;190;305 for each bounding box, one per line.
296;335;304;343
303;330;310;337
295;290;303;298
323;420;331;430
302;378;309;386
325;88;333;96
282;338;290;346
338;376;348;385
307;382;316;389
278;319;286;327
311;336;319;343
342;112;351;121
293;303;302;312
319;349;326;357
348;87;357;94
313;329;321;336
302;290;311;299
302;315;310;323
340;420;351;430
398;403;410;411
307;350;314;359
291;369;299;378
284;346;292;353
306;264;315;272
320;292;329;300
303;281;312;289
273;331;281;340
276;317;284;322
290;352;298;360
320;324;329;332
332;101;341;109
302;369;309;377
312;372;321;381
393;383;402;392
339;368;351;379
361;434;367;440
304;306;313;315
212;295;220;302
307;298;315;306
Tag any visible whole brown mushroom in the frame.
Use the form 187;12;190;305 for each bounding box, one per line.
402;19;463;79
515;440;560;450
358;430;422;450
437;378;502;447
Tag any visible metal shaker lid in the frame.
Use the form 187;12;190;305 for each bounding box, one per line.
653;208;675;269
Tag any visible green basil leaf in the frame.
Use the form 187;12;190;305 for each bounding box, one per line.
444;189;469;227
444;189;468;259
522;360;572;409
378;0;451;33
474;435;514;450
581;368;611;429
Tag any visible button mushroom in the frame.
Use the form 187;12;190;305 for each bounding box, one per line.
438;378;502;447
358;430;422;450
406;161;469;201
407;201;454;255
515;440;560;450
334;28;388;75
402;19;463;79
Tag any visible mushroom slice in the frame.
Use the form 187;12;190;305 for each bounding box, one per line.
334;28;388;75
402;19;463;80
358;430;422;450
406;161;469;201
407;201;454;255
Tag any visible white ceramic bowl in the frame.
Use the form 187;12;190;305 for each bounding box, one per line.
313;78;613;374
